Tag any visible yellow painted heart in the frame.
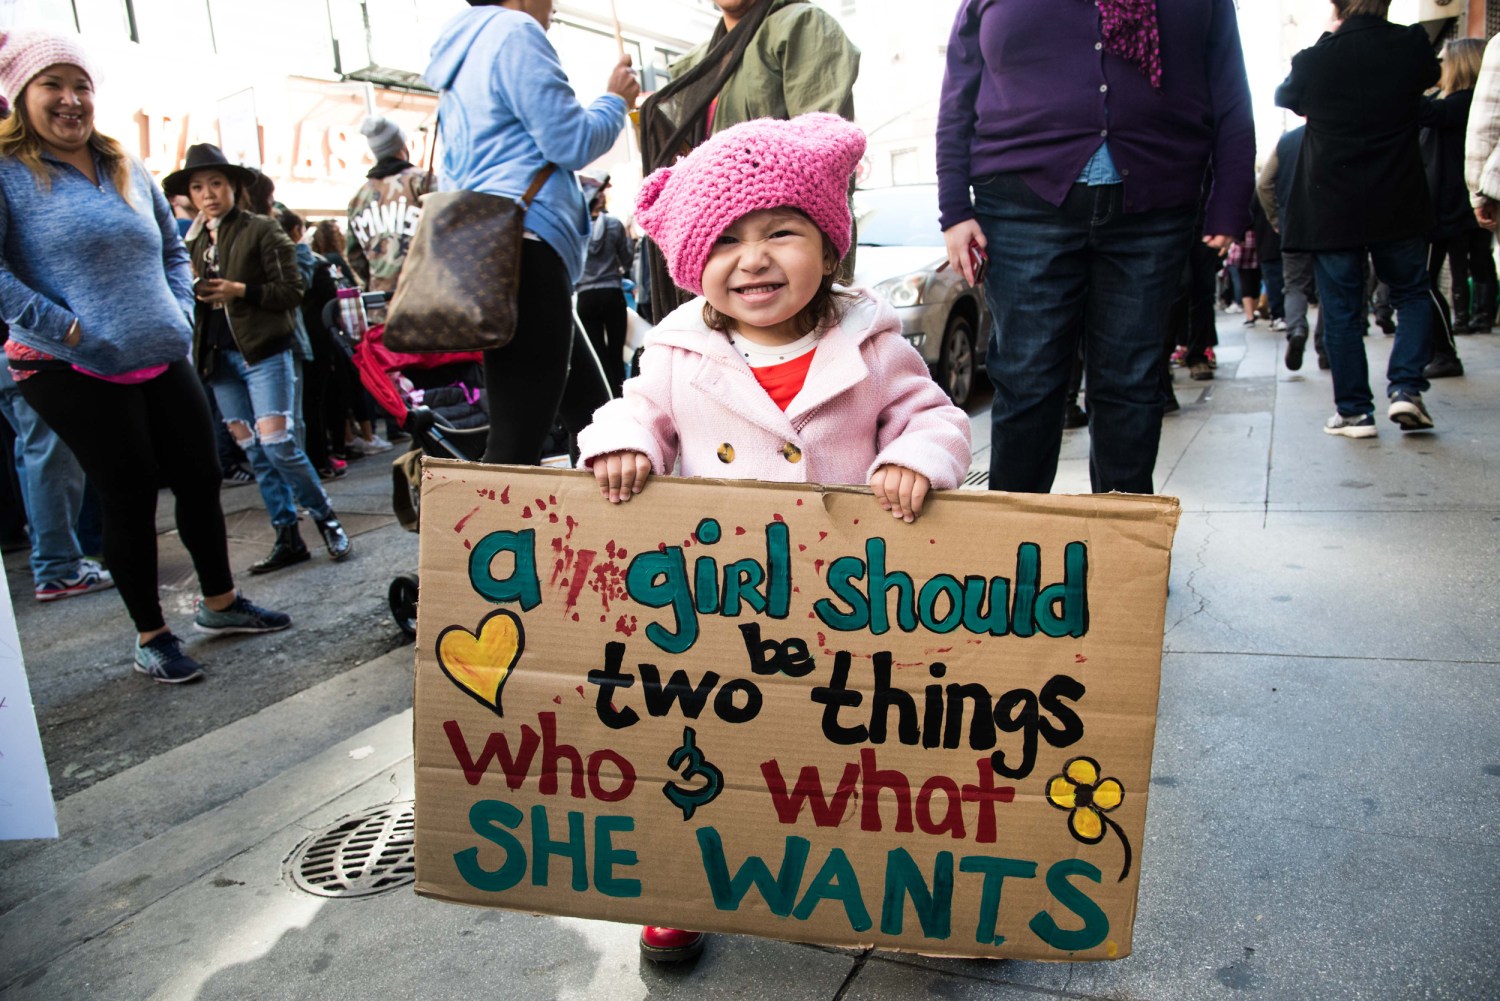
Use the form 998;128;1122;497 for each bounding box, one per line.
435;610;525;717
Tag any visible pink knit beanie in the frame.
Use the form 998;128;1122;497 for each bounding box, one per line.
635;112;865;295
0;28;94;108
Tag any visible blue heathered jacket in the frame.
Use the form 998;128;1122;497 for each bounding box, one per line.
422;6;627;284
0;150;194;375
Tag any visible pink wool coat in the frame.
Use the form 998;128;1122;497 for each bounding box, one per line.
577;290;972;489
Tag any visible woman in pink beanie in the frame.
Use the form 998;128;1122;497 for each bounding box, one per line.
577;112;972;963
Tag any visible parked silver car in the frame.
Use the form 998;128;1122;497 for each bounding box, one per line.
852;184;991;404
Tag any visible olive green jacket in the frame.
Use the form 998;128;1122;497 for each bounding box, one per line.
187;209;304;373
671;0;859;134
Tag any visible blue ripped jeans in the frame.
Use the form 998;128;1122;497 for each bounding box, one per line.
208;349;332;527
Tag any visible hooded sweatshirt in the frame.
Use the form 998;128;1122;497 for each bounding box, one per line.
422;6;627;283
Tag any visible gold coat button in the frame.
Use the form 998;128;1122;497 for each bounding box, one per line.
781;442;803;463
717;443;735;463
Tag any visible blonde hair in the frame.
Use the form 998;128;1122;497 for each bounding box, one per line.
0;88;134;204
1441;38;1486;96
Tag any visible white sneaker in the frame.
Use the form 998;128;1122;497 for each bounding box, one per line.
1270;318;1287;332
1324;412;1377;438
361;433;393;454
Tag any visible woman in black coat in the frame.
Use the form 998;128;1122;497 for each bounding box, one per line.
1421;38;1492;381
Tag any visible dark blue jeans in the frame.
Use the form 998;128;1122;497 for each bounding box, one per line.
1313;239;1432;417
975;174;1194;494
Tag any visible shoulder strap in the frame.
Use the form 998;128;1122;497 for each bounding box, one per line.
520;164;557;207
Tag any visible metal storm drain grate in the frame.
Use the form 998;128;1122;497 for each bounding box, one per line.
962;467;989;489
285;802;416;898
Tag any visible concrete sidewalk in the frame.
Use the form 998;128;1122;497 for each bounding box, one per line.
1;316;1496;1001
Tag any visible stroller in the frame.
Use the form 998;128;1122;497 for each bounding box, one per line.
325;292;488;637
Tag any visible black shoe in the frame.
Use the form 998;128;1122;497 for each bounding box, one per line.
1422;355;1464;379
1063;403;1088;429
1470;315;1493;333
1388;390;1435;431
1163;393;1180;414
1375;316;1396;334
1317;353;1331;371
1453;312;1472;335
315;515;352;561
250;524;310;575
1285;332;1307;371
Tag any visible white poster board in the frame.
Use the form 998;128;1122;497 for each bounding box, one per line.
0;561;58;840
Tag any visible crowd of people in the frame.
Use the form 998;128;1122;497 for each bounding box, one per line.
0;0;1495;964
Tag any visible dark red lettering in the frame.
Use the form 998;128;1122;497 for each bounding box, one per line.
761;759;859;826
442;719;539;788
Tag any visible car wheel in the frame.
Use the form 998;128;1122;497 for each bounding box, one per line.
938;312;976;405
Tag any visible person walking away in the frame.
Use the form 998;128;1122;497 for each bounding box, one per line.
1258;125;1327;371
280;209;343;478
1254;196;1286;328
1229;228;1262;328
347;114;431;322
575;169;634;396
939;0;1255;494
639;0;859;318
1276;0;1440;438
165;144;353;571
421;0;638;466
1419;37;1488;379
577;114;971;964
0;30;290;682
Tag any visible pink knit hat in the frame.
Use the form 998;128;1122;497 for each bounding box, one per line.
0;28;94;108
635;113;865;295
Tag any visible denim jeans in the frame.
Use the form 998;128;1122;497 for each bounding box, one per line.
1262;258;1285;320
0;365;86;584
208;348;332;526
975;174;1194;494
1313;238;1432;417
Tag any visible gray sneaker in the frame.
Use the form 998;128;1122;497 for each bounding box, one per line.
1324;412;1377;438
194;595;293;635
134;632;205;684
1388;390;1434;431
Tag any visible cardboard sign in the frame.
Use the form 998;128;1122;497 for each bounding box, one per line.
0;562;59;841
413;461;1179;961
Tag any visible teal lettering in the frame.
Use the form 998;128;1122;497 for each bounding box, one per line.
1035;541;1089;638
1011;544;1040;637
961;575;1010;636
791;848;872;932
1028;858;1109;951
721;559;766;616
813;556;869;629
696;827;809;917
593;816;642;898
881;848;953;939
469;530;541;610
866;538;918;634
766;521;791;618
917;575;964;633
694;556;720;615
530;805;588;892
626;546;697;654
960;855;1037;946
455;800;527;892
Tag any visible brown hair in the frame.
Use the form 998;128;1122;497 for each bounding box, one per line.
311;219;345;255
1332;0;1391;19
700;212;854;338
0;85;133;204
1440;38;1486;96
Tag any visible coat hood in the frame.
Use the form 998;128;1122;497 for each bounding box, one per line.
423;6;502;92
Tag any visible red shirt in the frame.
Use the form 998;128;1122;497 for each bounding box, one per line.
749;349;817;411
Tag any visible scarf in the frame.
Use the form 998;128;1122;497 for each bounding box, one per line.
1097;0;1162;90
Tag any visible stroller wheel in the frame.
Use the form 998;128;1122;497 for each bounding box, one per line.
389;573;420;639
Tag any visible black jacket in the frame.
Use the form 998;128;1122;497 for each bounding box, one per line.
1274;15;1439;252
1421;88;1478;241
188;209;304;372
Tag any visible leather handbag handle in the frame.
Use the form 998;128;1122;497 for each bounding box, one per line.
519;164;557;207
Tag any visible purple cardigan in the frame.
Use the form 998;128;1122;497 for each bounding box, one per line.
936;0;1255;238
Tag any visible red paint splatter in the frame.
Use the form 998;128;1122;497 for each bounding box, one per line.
792;586;800;593
657;542;668;552
565;550;597;611
552;695;563;704
817;632;826;647
735;526;747;536
606;540;617;558
549;513;559;523
772;513;785;522
564;515;578;540
798;544;807;552
796;498;804;506
463;540;472;550
550;495;558;506
522;506;533;519
572;612;580;621
930;539;936;545
1075;654;1088;663
501;486;511;504
616;547;628;559
614;615;639;637
814;559;826;574
683;538;693;548
853;518;860;525
807;612;815;618
575;685;585;697
454;506;480;533
818;531;828;542
535;497;548;511
600;614;607;622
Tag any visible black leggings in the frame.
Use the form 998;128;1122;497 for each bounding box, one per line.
483;240;612;464
18;359;235;633
576;287;628;396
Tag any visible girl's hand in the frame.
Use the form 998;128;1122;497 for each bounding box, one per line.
593;450;652;503
870;465;932;523
195;279;245;305
942;219;987;287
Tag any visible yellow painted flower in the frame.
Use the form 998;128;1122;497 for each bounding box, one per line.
1045;756;1132;881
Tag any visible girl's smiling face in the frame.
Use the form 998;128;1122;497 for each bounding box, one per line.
700;208;836;345
22;64;94;156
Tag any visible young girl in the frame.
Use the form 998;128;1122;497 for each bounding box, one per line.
576;113;972;962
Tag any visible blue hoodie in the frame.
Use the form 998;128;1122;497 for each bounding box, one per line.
423;6;627;284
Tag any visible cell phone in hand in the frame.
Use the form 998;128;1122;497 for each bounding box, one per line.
967;241;987;286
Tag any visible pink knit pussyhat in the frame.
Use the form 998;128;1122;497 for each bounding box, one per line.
635;112;866;295
0;28;94;108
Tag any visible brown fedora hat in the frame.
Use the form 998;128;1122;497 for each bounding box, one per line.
161;143;258;200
